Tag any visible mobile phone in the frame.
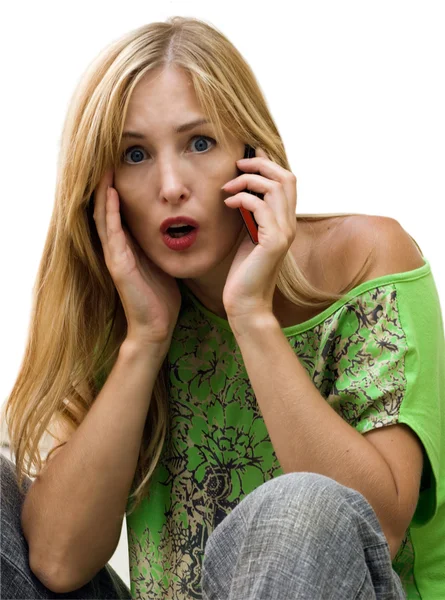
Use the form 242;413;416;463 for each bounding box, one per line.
237;144;264;244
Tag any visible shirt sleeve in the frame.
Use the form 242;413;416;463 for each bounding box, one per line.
323;267;445;526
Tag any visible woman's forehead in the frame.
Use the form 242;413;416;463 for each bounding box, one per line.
125;69;202;123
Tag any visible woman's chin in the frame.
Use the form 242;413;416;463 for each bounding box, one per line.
158;256;216;280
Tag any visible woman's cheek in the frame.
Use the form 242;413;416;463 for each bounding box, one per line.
114;168;133;196
114;171;144;208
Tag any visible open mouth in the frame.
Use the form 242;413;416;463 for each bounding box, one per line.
166;225;196;238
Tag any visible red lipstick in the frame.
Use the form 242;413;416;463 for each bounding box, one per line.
160;216;200;233
160;216;200;251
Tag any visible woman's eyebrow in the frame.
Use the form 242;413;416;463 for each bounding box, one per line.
122;118;210;140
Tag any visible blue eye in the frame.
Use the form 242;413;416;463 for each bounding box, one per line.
124;148;146;164
121;135;216;165
190;135;215;152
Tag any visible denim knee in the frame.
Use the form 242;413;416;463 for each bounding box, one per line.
238;471;369;513
0;454;47;598
1;455;33;568
1;455;132;599
203;473;403;599
211;471;388;550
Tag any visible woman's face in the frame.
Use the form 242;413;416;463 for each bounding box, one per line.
114;65;246;282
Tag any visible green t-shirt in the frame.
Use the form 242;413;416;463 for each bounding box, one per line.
125;257;444;599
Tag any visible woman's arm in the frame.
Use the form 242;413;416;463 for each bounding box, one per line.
228;221;425;560
22;339;168;593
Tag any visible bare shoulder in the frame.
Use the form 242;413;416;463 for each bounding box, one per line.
336;214;425;285
291;213;425;305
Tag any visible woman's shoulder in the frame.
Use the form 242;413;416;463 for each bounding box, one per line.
334;213;425;285
297;213;425;296
294;212;370;295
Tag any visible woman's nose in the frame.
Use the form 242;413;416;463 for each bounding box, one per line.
158;162;189;204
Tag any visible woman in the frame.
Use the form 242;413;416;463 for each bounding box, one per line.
3;16;444;600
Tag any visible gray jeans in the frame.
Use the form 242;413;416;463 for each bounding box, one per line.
202;472;406;599
1;455;131;599
1;455;405;599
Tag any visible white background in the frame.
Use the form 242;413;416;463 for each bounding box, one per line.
1;0;444;590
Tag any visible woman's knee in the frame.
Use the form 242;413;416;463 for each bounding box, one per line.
0;455;45;598
233;472;362;519
1;455;33;556
203;473;399;599
1;455;132;599
210;471;385;548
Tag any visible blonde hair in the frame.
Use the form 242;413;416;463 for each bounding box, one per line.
4;16;373;516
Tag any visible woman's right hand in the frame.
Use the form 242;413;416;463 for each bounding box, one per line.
92;169;182;348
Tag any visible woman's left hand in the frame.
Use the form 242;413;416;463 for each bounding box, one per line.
222;147;297;324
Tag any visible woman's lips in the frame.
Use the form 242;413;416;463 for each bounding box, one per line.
161;227;199;251
160;216;200;233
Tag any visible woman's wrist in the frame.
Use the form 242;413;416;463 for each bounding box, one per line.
121;335;171;362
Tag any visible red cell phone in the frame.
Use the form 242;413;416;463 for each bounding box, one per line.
237;144;264;245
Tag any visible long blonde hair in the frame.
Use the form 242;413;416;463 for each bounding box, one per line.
4;16;373;516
